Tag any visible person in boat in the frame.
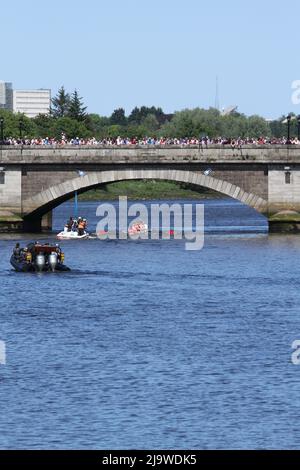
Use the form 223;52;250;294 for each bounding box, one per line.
71;218;78;232
78;218;85;236
67;217;73;232
82;218;87;231
77;216;83;230
55;243;62;256
22;247;30;262
13;243;21;259
27;242;39;261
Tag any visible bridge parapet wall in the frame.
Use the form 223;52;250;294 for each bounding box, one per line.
1;146;300;165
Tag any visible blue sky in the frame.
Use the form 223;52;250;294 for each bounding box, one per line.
1;0;299;118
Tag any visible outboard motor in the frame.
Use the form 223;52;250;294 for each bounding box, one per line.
36;254;45;272
49;252;58;272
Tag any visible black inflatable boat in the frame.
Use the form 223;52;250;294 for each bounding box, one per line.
10;242;71;272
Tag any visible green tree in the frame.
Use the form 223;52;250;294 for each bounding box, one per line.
68;89;87;121
85;113;110;137
128;106;168;125
52;117;91;139
160;108;272;139
142;114;159;133
32;114;54;137
270;114;299;139
221;114;247;138
110;108;126;126
0;109;36;139
246;115;270;138
105;125;124;138
128;106;141;124
160;108;222;138
270;117;285;138
51;86;70;118
160;109;196;137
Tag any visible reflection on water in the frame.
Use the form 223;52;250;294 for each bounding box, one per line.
1;200;300;450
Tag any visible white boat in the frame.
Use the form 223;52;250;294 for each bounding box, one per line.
128;221;148;236
57;230;89;240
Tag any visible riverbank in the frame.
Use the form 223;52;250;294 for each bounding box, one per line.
78;180;222;201
0;212;23;232
269;211;300;233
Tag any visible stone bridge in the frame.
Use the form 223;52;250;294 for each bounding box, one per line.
1;145;300;231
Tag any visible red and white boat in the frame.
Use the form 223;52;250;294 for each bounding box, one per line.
128;221;148;236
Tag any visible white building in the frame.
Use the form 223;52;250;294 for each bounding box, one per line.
0;81;13;110
13;89;51;118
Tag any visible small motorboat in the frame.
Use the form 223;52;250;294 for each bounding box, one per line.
10;242;71;272
57;217;89;240
57;230;89;240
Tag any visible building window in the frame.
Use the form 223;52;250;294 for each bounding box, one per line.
0;171;5;184
285;171;291;184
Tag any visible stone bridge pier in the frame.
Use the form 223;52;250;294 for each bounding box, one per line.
1;145;300;232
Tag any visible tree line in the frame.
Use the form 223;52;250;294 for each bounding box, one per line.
0;85;298;140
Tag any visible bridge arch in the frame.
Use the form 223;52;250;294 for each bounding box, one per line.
23;169;268;220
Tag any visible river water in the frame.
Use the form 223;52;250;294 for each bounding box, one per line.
1;199;300;449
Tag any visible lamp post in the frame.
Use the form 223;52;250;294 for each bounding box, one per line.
297;115;300;141
0;117;4;144
19;120;24;140
287;114;292;144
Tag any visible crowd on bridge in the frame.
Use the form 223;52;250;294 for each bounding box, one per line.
2;135;300;147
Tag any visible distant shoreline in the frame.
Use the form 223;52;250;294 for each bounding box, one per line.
77;180;224;201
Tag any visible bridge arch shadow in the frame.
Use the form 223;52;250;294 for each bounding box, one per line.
23;169;268;224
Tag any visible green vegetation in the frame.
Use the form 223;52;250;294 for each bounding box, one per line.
0;85;297;140
51;86;71;118
0;214;22;222
77;180;222;201
269;211;300;222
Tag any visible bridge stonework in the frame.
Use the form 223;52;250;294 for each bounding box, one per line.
1;145;300;231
